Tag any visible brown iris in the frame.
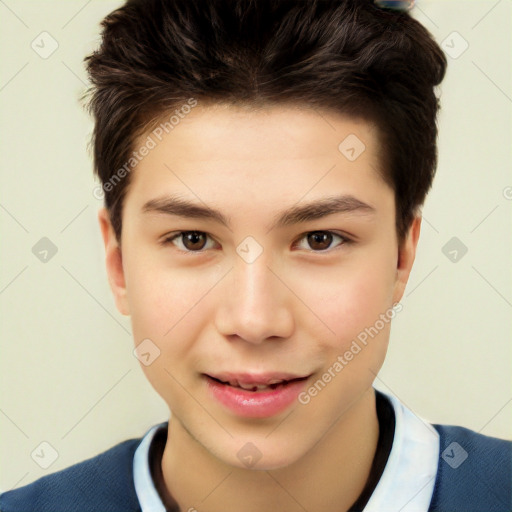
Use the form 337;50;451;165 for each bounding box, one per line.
181;231;208;251
307;231;333;251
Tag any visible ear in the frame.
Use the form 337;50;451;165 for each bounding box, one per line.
98;208;130;316
392;217;421;304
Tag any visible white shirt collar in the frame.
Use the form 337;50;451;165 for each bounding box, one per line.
364;391;439;511
133;420;168;512
133;390;440;512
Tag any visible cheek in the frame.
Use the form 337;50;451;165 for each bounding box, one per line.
291;252;397;348
124;259;215;405
124;252;225;362
337;272;395;338
128;277;179;340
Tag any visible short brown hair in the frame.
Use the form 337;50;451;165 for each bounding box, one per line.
85;0;447;243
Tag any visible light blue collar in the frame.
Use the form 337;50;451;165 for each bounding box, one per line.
133;390;439;511
133;421;168;512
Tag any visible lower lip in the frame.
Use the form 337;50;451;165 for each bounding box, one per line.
205;376;308;418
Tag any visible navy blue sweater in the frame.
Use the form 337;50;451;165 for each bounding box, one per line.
1;424;510;511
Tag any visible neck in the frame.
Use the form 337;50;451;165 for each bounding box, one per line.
161;387;379;512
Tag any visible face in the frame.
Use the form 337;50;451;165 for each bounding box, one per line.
99;104;420;470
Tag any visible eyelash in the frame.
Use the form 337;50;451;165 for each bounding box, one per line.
160;230;352;254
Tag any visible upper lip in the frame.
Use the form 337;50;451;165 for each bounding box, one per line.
205;372;310;386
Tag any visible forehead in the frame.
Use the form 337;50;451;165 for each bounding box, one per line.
144;103;382;163
125;104;390;214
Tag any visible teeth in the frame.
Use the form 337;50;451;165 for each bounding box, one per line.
237;382;269;391
219;378;289;391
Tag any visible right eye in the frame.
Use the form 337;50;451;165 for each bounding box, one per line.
161;231;218;252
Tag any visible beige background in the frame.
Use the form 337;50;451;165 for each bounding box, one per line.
0;0;510;491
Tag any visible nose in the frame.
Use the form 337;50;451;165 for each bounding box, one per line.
214;255;295;344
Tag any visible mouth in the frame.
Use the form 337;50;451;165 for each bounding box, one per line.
206;374;309;392
203;372;312;418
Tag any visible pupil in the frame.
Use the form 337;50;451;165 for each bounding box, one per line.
308;231;332;250
184;232;206;250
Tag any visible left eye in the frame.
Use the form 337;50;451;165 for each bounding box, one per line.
294;231;347;251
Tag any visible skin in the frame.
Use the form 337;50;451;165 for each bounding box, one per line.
99;103;421;512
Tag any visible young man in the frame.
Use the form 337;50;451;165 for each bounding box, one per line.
1;0;510;511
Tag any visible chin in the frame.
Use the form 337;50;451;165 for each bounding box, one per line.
215;437;308;472
230;454;300;472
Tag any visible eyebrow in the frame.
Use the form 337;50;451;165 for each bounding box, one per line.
141;194;375;231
